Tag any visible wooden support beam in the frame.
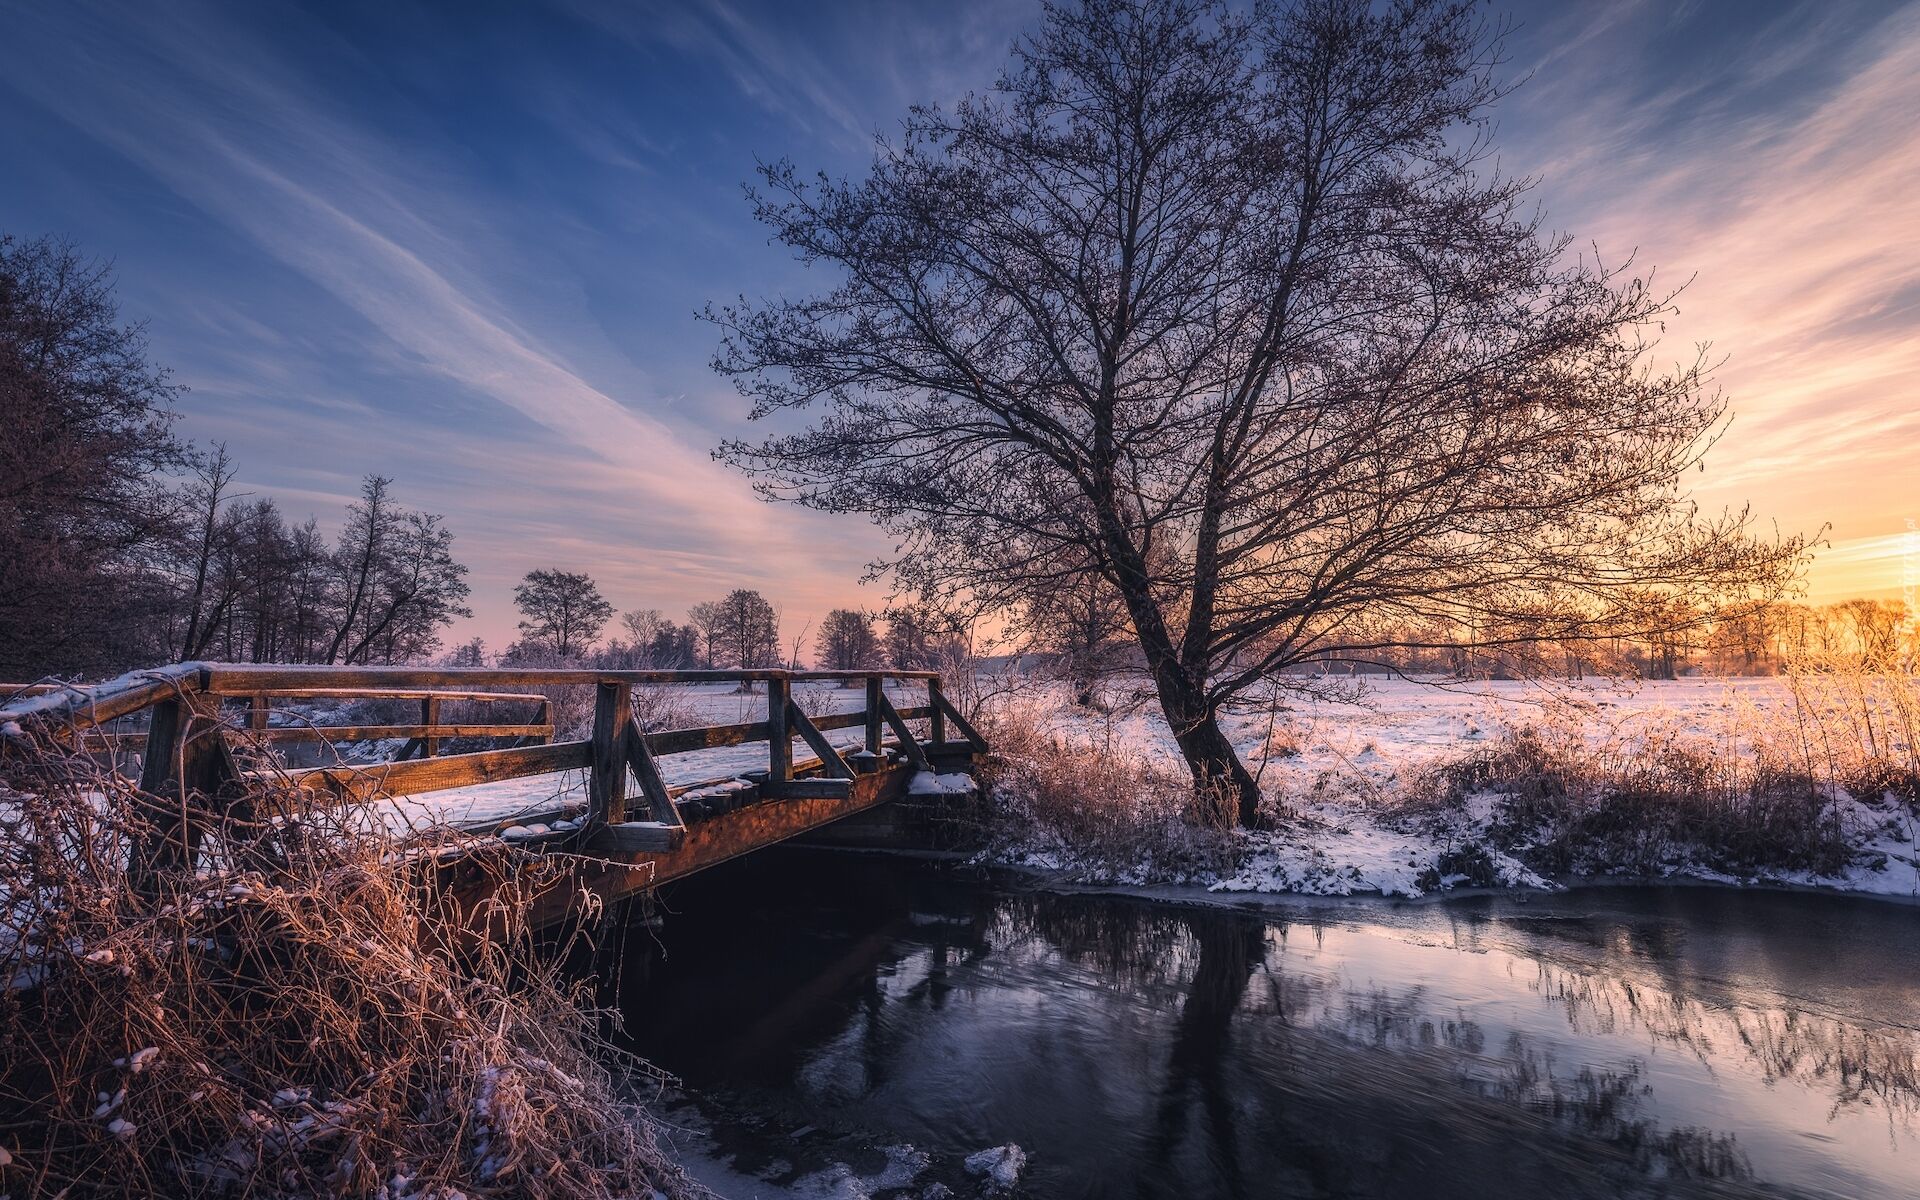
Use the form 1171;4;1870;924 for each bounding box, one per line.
276;740;591;804
130;692;238;891
622;716;681;825
422;696;442;758
585;821;686;854
242;687;549;703
757;777;854;800
767;676;792;785
928;678;948;745
93;723;555;750
243;724;553;743
930;687;988;752
786;701;853;778
647;717;771;756
874;689;932;771
587;681;632;827
865;676;883;754
642;707;902;757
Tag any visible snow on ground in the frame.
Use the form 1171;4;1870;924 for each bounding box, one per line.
961;1144;1027;1192
984;675;1920;902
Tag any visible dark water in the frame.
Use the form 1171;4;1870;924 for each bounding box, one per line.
610;851;1920;1199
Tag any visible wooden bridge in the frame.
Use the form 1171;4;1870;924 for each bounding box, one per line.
0;663;986;930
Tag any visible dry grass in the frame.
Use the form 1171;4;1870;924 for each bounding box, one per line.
974;701;1238;882
0;729;694;1199
1417;665;1920;879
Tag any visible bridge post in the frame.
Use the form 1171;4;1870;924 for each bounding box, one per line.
767;675;792;784
130;691;238;894
928;677;948;746
589;680;632;827
864;675;883;753
422;695;442;757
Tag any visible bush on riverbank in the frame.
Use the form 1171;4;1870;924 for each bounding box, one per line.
1416;668;1919;880
1421;724;1857;877
972;701;1239;883
0;735;692;1200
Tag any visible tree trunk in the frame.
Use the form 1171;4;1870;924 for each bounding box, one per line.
1154;666;1262;828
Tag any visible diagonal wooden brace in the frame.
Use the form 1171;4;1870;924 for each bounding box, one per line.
625;716;682;825
930;688;989;752
875;689;932;771
786;700;853;778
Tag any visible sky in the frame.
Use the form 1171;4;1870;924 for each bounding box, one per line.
2;0;1916;653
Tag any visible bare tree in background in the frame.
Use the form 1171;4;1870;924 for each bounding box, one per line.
0;234;185;676
816;608;882;671
512;568;613;660
174;442;240;660
711;588;781;670
1015;549;1134;706
711;0;1807;823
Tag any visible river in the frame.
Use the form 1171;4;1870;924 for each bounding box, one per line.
609;850;1919;1199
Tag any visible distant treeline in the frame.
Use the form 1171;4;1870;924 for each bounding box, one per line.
0;233;965;682
1033;596;1920;689
1;233;476;678
1326;598;1917;680
476;567;964;674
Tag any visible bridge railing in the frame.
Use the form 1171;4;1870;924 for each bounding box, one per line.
1;662;987;868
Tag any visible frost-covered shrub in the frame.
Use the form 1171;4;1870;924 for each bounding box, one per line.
1418;703;1864;879
0;734;692;1200
973;701;1239;883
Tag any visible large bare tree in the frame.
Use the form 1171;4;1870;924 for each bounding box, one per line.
709;0;1805;823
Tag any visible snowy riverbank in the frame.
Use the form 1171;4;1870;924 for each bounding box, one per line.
973;675;1920;903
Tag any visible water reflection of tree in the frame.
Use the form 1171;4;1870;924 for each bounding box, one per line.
985;892;1206;996
1524;960;1920;1131
1139;914;1271;1199
1479;1041;1752;1183
1023;892;1912;1186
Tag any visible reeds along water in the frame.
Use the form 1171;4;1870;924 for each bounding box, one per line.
0;730;693;1200
1436;663;1920;877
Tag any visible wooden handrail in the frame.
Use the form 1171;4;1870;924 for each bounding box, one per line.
86;723;555;748
0;664;203;730
3;661;970;861
0;663;938;727
240;687;550;703
197;664;938;694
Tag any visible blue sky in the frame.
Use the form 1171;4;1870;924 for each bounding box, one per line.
4;0;1917;650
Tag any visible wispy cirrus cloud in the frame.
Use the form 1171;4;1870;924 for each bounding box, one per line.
1501;0;1920;598
2;0;817;579
564;0;878;148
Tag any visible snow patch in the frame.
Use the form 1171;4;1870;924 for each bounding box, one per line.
909;771;976;797
963;1143;1027;1191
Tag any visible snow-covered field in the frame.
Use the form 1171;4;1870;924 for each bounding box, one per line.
981;675;1920;903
